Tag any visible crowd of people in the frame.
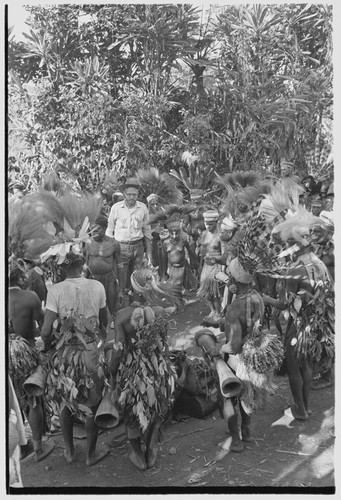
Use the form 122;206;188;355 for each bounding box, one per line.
7;166;334;486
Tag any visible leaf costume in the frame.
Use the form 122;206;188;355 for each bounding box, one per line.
115;313;176;433
285;254;334;374
8;336;41;412
45;313;105;419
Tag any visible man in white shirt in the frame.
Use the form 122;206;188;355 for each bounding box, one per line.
105;178;153;296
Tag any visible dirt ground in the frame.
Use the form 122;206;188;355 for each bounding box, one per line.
18;296;335;494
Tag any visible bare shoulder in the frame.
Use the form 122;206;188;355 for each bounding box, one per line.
111;238;121;252
17;288;41;306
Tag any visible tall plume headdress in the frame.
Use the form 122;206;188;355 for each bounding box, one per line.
214;171;272;219
147;201;198;228
8;194;56;263
135;167;183;206
228;179;318;282
9;191;102;265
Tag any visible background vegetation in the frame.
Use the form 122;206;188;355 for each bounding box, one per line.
8;3;333;195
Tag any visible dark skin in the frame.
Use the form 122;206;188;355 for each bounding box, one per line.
217;279;259;451
41;261;109;466
261;248;316;420
254;273;282;334
109;304;170;470
8;273;53;461
163;228;197;268
85;224;124;315
9;288;44;341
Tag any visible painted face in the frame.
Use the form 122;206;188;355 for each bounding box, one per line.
92;224;106;241
170;229;180;242
124;187;139;207
204;220;217;232
148;201;160;213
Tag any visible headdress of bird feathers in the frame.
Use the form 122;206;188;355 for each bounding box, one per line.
231;179;321;279
214;171;272;219
9;195;56;262
135;167;183;206
9;191;102;265
147;201;198;227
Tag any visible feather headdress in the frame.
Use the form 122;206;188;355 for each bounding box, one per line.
230;178;325;281
214;171;272;219
8;197;55;261
147;202;197;227
136;167;183;206
271;207;324;248
228;180;301;280
10;191;102;264
215;171;263;190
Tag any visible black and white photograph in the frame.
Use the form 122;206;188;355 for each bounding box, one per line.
6;1;336;494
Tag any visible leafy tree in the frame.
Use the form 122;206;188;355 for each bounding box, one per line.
8;4;333;194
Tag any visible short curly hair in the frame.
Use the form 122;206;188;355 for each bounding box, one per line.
9;266;26;286
61;252;85;270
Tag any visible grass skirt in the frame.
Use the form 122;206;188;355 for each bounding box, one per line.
235;330;285;411
197;262;222;300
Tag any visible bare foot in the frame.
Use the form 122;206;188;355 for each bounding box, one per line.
146;448;158;468
86;446;110;466
129;451;147;471
289;405;308;420
34;440;55;462
63;445;77;464
230;440;244;452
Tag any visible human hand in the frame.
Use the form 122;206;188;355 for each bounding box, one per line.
205;255;217;265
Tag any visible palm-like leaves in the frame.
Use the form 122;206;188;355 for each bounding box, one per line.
169;151;216;192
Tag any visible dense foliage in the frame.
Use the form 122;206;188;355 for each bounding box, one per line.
8;4;333;195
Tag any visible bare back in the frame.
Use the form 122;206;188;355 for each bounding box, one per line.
86;237;120;275
8;288;43;341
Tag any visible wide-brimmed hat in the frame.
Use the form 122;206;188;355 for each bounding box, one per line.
122;178;140;190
